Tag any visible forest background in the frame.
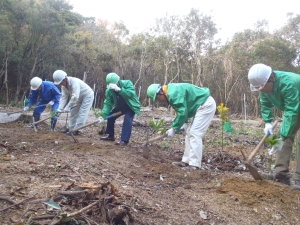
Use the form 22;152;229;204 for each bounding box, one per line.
1;0;300;118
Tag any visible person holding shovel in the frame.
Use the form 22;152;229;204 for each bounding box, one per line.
147;83;216;171
24;77;61;131
53;70;94;136
99;73;140;146
248;63;300;190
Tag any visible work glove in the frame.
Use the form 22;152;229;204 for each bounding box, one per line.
180;123;188;132
166;128;175;138
54;109;62;116
47;101;54;106
23;106;29;112
264;123;273;135
109;84;121;92
98;116;105;124
268;138;284;155
64;105;71;113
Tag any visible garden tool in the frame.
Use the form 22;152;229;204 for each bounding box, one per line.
240;120;278;180
143;133;167;159
31;115;52;132
6;104;48;116
68;111;122;133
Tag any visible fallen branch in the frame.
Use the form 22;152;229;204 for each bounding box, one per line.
57;190;87;196
67;201;98;217
0;196;17;204
279;211;291;224
0;196;34;212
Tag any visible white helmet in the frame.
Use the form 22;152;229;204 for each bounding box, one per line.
248;63;272;91
30;77;42;90
53;70;67;85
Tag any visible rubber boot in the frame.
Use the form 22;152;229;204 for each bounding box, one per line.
50;119;57;131
33;113;40;129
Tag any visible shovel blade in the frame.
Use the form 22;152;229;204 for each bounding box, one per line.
142;144;149;159
244;161;263;180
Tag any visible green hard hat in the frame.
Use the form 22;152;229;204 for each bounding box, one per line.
106;73;120;87
147;84;161;102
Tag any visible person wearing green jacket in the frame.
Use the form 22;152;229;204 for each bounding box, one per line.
98;73;140;146
248;63;300;190
147;83;216;171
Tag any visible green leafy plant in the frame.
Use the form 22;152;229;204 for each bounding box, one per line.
149;118;167;134
217;103;231;150
92;108;105;118
265;134;281;148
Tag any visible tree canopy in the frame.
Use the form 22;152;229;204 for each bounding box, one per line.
1;0;299;117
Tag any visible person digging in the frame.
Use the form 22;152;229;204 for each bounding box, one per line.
24;77;61;131
147;83;216;171
53;70;94;136
248;63;300;190
99;73;140;146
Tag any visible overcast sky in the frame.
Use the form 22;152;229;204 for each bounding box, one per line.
68;0;299;42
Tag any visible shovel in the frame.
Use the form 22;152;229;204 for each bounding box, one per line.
69;111;122;133
240;120;278;180
6;104;48;116
142;133;167;159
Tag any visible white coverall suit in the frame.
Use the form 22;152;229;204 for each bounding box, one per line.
59;77;94;131
167;83;216;168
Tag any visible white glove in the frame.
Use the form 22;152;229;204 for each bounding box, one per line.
109;84;121;92
47;101;54;106
268;138;284;155
180;123;188;132
23;106;29;112
98;116;105;124
166;128;175;138
55;109;62;115
264;123;273;135
64;105;71;113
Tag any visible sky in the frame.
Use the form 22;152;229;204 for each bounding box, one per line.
68;0;299;42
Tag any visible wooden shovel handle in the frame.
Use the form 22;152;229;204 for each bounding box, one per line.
32;116;52;125
247;120;278;162
70;111;122;132
143;134;167;145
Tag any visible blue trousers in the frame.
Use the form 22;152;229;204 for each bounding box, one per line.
33;100;59;120
105;108;135;142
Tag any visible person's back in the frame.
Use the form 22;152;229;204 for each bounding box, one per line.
167;83;210;118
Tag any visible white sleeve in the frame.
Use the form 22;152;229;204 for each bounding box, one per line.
68;78;80;106
58;86;69;109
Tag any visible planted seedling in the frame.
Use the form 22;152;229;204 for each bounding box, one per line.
149;118;167;134
92;108;105;118
265;134;281;148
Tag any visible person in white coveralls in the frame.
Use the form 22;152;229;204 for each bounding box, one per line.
53;70;94;136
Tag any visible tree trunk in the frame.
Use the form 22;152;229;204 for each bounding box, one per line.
5;56;8;106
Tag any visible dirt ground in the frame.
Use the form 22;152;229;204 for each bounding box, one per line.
0;106;300;225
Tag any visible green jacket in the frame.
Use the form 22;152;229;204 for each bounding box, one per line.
102;80;141;116
167;83;210;130
260;70;300;139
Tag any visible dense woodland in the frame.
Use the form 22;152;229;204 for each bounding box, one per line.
1;0;300;117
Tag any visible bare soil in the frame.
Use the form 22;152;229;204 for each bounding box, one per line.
0;106;299;225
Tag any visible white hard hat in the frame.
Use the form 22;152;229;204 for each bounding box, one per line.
53;70;67;85
30;77;42;90
248;63;272;91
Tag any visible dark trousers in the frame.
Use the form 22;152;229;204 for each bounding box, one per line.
105;108;135;142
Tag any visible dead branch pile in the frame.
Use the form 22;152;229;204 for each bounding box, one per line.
1;182;142;225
